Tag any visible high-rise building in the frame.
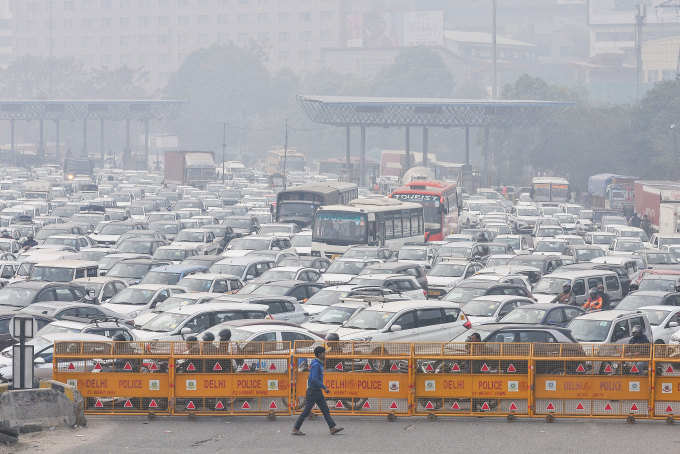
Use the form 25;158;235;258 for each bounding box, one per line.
0;0;12;66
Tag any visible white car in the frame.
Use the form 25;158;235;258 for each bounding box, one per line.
322;258;381;286
291;231;312;256
639;306;680;344
348;274;425;299
101;284;187;317
172;229;220;255
459;295;535;326
301;301;369;337
328;300;470;343
426;259;483;299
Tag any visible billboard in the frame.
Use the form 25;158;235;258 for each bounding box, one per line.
347;11;443;48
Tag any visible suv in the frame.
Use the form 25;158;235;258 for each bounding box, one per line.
442;282;534;305
426;259;483;299
243;280;325;303
340;246;395;262
211;294;307;324
567;310;653;344
359;262;428;291
461;295;535;325
531;269;623;305
348;274;425;299
0;281;86;310
36;317;136;340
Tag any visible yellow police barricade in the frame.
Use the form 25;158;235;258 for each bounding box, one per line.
412;342;532;421
292;341;412;421
53;340;173;419
533;343;652;422
172;340;291;420
652;344;680;424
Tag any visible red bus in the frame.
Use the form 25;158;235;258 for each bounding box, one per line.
389;180;459;241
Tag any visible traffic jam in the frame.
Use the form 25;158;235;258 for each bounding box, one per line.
0;160;678;393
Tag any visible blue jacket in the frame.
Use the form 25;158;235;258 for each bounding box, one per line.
307;358;327;391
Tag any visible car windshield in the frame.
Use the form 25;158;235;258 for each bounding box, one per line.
500;308;547;324
177;278;212;292
209;264;246;276
118;241;154;254
313;306;359;325
603;216;627;225
304;289;348;306
442;286;486;304
537;228;563;237
149;214;177;222
348;277;386;287
259;225;290;234
175;231;205;243
52;207;77;217
534;241;567;252
616;241;644;252
495;237;520;250
576;248;604;261
645;253;679;265
154;248;187;261
639;309;672;326
229;238;270;250
343;310;396;330
554;214;574;222
108;288;156;305
259;270;298;281
250;285;287;296
398;249;427;261
639;278;677;292
292;235;312;247
486;257;513;266
325;261;369;275
428;263;466;277
141;271;181;285
0;287;39;308
107;263;152;279
29;266;74;282
35;228;68;239
532;277;570;294
73;215;101;224
568;319;611;342
99;256;126;270
154;295;204;312
461;300;501;317
517;208;540;216
38;324;82;335
626;231;649;242
44;237;78;248
223;218;251;229
617;294;664;310
507;257;545;268
80;250;110;261
149;222;180;234
439;245;472;256
343;249;378;259
659;237;680;247
591;234;615;244
141;313;190;332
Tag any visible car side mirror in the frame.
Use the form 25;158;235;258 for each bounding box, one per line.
390;324;402;332
246;274;255;280
34;357;46;365
528;248;534;253
181;327;192;334
670;321;678;328
302;298;308;303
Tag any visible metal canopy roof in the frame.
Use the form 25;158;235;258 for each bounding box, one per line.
0;100;189;121
297;95;573;127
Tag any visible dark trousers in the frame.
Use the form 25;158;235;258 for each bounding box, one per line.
294;388;336;430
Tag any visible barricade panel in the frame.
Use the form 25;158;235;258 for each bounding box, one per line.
412;342;532;417
652;345;680;418
533;343;651;418
292;341;411;416
172;341;291;416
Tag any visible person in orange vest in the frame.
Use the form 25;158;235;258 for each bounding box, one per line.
582;287;602;311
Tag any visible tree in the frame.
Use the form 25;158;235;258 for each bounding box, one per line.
0;55;87;99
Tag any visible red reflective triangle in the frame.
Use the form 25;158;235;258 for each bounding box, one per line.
630;403;639;411
603;364;613;373
123;362;133;371
576;402;584;410
335;400;344;409
389;401;398;410
480;363;490;372
269;363;277;371
213;362;222;371
215;400;225;410
187;362;196;371
546;402;555;411
362;401;371;409
363;363;372;371
186;401;196;410
507;364;516;373
604;403;613;411
630;364;639;373
667;365;675;374
93;362;102;371
94;399;103;408
481;402;490;411
425;401;435;410
149;363;158;371
242;363;250;371
509;402;518;411
124;400;133;408
149;399;158;409
67;363;75;370
576;364;585;373
666;405;674;413
390;363;399;371
425;363;434;372
451;363;461;372
451;401;461;410
268;401;277;410
241;401;251;409
335;362;343;371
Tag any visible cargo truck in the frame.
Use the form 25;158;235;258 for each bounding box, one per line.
588;174;637;215
24;181;53;201
164;151;216;188
634;180;680;234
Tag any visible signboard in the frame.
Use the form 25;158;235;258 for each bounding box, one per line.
403;11;444;47
347;11;444;48
10;315;38;340
12;345;33;390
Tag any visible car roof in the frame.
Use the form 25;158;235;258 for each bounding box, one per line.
214;256;275;265
165;302;268;315
211;294;297;304
640;274;680;281
72;276;126;284
180;273;240;280
365;262;417;270
9;281;79;289
355;274;413;280
34;260;99;267
361;299;458;312
123;284;185;291
573;310;643;321
41;332;111;342
626;290;677;297
473;323;572;334
147;265;209;273
214;319;300;329
468;295;534;303
252;279;310;288
547;269;617;278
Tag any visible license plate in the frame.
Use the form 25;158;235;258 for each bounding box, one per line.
331;254;341;260
428;290;442;296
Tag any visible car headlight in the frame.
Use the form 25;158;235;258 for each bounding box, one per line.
671;333;680;343
353;337;373;342
0;363;8;370
446;281;458;288
128;310;140;318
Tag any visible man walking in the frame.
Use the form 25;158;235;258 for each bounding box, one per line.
292;346;344;436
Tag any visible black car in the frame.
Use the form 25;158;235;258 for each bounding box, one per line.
442;282;534;305
0;282;87;311
201;225;236;253
19;301;134;325
616;290;680;311
0;310;54;350
497;303;586;328
507;254;563;276
241;280;325;302
105;258;173;285
222;215;259;238
452;323;579;344
278;257;332;272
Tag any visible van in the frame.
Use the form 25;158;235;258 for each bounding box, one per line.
531;269;623;305
567;310;653;344
29;260;99;283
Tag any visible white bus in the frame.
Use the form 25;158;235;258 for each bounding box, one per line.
311;198;424;259
531;177;570;203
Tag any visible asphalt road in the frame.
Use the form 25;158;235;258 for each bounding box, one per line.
6;415;680;454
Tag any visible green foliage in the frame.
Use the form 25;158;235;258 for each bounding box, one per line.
372;47;455;98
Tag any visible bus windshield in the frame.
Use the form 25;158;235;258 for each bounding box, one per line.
313;211;367;244
392;193;440;228
278;202;317;218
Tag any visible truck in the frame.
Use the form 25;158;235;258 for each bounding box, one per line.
24;181;53;201
164;151;216;188
588;174;637;215
63;158;94;180
634;180;680;234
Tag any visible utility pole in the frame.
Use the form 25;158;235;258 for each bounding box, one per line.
492;0;497;100
222;122;226;184
635;3;647;98
237;95;242;159
282;120;288;190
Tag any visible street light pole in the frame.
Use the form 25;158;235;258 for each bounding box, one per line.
672;124;677;161
492;0;497;100
222;122;226;184
282;119;288;190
